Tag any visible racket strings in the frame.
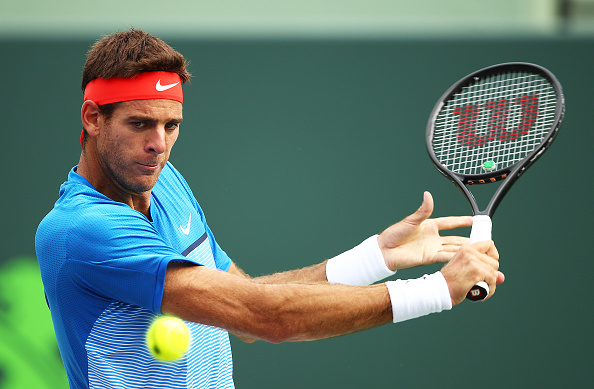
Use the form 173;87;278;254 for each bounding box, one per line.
433;72;558;176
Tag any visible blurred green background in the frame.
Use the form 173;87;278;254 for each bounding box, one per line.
1;1;592;388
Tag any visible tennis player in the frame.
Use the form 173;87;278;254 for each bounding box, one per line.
35;29;504;389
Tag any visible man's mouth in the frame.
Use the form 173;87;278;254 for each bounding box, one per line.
137;162;160;172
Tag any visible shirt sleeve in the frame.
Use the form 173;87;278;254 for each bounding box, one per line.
64;202;186;314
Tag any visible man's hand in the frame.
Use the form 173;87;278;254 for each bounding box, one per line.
440;240;505;305
378;192;473;271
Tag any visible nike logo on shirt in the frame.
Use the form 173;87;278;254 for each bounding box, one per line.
180;214;191;235
156;80;180;91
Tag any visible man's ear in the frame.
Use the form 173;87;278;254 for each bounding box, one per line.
81;100;101;137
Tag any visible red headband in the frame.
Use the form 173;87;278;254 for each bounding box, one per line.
81;71;183;146
83;71;183;105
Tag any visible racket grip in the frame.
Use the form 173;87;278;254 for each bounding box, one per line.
469;215;492;244
466;215;493;302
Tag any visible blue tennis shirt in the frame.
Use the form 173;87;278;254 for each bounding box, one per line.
35;163;234;389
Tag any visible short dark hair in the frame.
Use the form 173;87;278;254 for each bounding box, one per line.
82;29;190;91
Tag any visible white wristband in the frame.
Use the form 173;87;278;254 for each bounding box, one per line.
385;272;452;323
326;235;396;285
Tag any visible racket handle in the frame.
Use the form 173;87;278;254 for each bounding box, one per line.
469;215;492;244
466;215;492;302
467;281;489;301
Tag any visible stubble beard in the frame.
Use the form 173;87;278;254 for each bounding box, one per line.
98;141;162;196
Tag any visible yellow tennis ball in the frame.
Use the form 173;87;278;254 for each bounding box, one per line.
146;316;190;361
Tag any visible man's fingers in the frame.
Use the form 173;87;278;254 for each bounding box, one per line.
440;244;467;254
496;271;505;285
405;191;434;225
423;238;473;263
442;242;503;304
471;240;497;255
434;216;473;231
441;236;471;247
483;270;506;300
431;251;456;263
486;242;499;260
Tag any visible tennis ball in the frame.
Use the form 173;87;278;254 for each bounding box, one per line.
146;316;190;361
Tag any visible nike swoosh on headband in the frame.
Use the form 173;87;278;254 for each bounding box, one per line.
156;80;180;91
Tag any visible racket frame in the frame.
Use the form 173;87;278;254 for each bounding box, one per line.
425;62;564;301
426;62;565;218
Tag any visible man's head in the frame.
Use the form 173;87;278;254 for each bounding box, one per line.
81;29;190;146
80;30;188;200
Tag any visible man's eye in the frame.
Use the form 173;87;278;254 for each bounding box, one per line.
166;123;179;131
132;122;145;129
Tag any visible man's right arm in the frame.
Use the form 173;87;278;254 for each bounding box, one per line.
160;240;502;344
162;262;393;343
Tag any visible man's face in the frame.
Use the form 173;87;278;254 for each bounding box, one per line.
96;99;182;195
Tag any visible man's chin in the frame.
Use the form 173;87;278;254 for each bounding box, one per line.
121;174;161;194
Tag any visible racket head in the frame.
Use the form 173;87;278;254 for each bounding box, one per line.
426;62;564;215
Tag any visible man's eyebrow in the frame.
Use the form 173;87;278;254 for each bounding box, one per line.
126;115;152;121
126;115;183;123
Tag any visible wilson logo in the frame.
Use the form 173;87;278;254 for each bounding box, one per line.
454;94;539;147
470;289;482;298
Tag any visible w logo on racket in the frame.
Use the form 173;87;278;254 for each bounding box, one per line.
454;94;539;147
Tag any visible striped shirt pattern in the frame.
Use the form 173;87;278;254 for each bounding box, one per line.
85;234;234;389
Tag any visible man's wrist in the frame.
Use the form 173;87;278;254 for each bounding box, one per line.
385;271;452;323
326;235;396;285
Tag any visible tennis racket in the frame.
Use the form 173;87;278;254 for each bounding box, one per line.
426;62;564;301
